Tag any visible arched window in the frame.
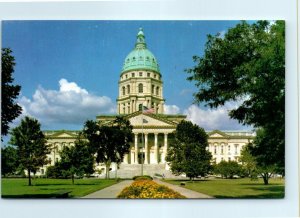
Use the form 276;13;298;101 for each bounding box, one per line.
138;83;143;93
122;86;125;95
127;85;130;94
214;146;217;154
156;87;159;95
221;145;224;154
138;104;143;111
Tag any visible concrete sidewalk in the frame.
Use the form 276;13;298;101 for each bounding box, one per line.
154;179;214;199
82;180;133;199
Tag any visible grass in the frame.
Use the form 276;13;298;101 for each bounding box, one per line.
164;178;284;198
1;178;118;198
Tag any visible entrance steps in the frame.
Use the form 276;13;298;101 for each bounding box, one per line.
101;163;186;179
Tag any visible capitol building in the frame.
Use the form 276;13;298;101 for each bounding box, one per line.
41;28;254;177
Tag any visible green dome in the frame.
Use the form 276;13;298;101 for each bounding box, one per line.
121;28;160;74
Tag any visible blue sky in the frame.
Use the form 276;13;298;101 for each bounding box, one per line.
2;20;252;139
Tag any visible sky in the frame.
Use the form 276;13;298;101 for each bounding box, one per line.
2;20;253;143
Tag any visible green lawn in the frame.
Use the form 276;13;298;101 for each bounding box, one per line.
164;178;284;198
1;178;118;198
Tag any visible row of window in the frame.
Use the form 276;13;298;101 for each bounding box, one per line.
211;144;239;155
126;56;156;63
120;101;159;114
121;72;160;80
122;84;160;95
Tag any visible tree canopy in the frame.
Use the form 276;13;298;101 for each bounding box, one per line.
186;21;285;171
9;116;50;185
1;48;22;137
82;116;133;179
58;137;94;184
1;146;18;177
166;120;212;180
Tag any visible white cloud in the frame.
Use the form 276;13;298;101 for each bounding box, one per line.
183;103;251;131
164;104;180;115
17;78;116;128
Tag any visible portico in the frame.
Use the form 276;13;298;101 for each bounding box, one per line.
128;130;170;164
97;111;186;166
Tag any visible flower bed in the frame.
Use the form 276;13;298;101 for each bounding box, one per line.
117;180;186;199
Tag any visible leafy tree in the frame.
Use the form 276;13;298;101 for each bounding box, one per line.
9;116;50;185
58;138;94;184
83;116;133;179
46;164;63;179
166;120;212;180
1;146;18;176
186;21;285;182
1;48;22;137
213;161;243;179
240;144;258;179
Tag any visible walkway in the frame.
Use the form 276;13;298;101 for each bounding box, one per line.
154;179;214;199
82;179;213;199
82;180;133;199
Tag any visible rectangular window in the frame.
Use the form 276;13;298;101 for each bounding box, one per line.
147;73;150;77
132;73;135;77
235;144;238;154
139;72;143;77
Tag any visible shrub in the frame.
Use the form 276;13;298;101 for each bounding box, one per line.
118;180;185;199
213;161;243;179
132;175;153;181
46;165;62;178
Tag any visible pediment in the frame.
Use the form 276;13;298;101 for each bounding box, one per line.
208;130;229;138
129;114;173;127
46;131;78;138
210;133;224;137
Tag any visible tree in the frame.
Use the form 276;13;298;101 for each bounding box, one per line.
240;140;278;185
82;116;133;179
213;161;243;179
9;116;50;186
58;137;94;184
186;21;285;182
1;48;22;137
166;120;212;180
1;146;18;177
240;144;258;179
46;165;63;179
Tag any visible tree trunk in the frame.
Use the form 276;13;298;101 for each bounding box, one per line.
72;174;74;185
28;169;32;186
106;164;109;179
262;173;269;185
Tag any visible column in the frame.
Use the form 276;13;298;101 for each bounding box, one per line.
134;134;138;164
154;133;158;164
162;133;168;163
123;153;128;164
145;134;148;164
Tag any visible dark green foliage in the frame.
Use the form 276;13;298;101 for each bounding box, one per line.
58;138;94;184
213;161;243;179
133;175;153;181
82;116;133;179
1;48;22;137
9;116;50;186
45;165;63;179
1;146;18;176
240;144;258;178
166;120;212;180
186;21;285;179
